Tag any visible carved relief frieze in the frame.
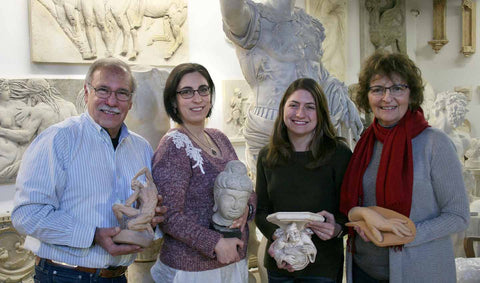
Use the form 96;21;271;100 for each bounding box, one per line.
0;69;170;184
30;0;189;65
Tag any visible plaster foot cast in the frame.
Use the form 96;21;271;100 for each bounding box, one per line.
112;167;158;248
346;206;416;247
266;212;324;271
212;160;253;238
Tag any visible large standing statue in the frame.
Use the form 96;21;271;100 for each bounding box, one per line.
220;0;362;174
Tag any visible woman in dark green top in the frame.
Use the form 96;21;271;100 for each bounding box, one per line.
255;78;352;282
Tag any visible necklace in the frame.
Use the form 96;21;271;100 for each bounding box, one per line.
182;126;218;156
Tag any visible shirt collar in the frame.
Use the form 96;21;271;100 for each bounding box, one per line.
83;111;130;142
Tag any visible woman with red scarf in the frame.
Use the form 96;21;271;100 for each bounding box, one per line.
340;51;469;283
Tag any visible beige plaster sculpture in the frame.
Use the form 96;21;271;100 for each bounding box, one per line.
112;167;158;248
306;0;347;81
226;88;248;134
31;0;188;65
461;0;476;56
220;0;363;176
0;213;35;282
267;212;324;271
428;0;449;53
466;139;480;169
0;79;77;184
346;206;416;247
212;160;253;238
365;0;406;54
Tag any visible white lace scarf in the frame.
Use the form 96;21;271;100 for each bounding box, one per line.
167;130;205;174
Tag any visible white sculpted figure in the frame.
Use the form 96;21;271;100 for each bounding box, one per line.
466;138;480;169
212;160;253;238
270;222;316;271
220;0;362;174
430;91;471;162
226;88;248;132
112;167;158;247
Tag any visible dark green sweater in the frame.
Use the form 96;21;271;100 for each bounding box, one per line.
255;142;352;280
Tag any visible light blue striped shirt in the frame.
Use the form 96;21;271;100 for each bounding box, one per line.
11;112;153;268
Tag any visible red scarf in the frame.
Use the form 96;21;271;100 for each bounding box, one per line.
340;108;429;218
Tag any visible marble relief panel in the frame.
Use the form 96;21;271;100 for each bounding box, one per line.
0;68;170;184
30;0;189;65
222;80;252;142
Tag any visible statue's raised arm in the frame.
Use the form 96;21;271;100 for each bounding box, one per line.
219;0;253;38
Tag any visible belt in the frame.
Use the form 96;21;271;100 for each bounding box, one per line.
35;256;127;278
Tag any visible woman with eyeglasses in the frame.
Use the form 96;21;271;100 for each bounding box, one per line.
340;51;469;282
150;63;256;282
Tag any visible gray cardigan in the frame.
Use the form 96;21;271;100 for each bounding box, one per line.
346;127;470;283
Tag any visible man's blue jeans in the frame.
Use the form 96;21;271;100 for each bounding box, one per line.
34;258;127;283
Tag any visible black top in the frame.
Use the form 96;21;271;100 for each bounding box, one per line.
255;142;352;279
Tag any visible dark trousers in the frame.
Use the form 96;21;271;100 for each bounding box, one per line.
352;261;389;283
34;258;127;283
267;270;336;283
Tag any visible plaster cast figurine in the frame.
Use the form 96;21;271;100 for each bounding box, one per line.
112;167;158;248
346;206;415;247
212;160;253;238
220;0;362;175
226;88;248;131
266;212;324;271
430;91;471;162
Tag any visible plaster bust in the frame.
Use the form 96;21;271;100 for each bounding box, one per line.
213;160;253;227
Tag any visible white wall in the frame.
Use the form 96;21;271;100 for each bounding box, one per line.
0;0;479;137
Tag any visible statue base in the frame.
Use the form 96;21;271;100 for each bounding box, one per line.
113;230;153;248
211;223;241;239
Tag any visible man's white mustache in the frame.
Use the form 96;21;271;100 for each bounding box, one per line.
99;105;121;114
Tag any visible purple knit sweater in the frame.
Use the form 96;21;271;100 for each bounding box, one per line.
152;128;252;271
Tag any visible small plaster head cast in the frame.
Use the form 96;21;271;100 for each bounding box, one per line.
433;91;469;129
212;160;253;227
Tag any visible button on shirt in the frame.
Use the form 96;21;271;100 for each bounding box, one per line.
12;112;153;268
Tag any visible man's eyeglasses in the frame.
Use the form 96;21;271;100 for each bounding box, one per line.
368;84;409;97
176;86;210;99
88;83;132;101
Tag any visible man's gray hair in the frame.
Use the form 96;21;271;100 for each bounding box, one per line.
85;58;136;93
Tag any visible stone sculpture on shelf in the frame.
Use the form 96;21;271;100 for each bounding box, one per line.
266;212;324;271
212;160;253;239
112;167;158;248
220;0;363;176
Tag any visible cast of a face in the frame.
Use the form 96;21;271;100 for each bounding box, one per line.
368;73;410;127
217;189;250;221
175;72;212;127
283;89;317;143
84;67;133;138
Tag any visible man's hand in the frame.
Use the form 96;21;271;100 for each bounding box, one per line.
93;227;143;256
151;195;167;228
